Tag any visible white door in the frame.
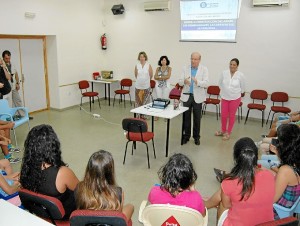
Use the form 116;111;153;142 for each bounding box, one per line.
20;39;47;112
0;38;48;112
0;39;24;104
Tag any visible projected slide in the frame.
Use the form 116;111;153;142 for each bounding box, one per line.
180;0;241;42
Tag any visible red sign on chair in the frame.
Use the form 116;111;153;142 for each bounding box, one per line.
161;216;180;226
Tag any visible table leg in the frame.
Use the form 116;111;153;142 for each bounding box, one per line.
91;82;95;103
104;84;107;100
133;113;136;149
108;83;111;106
166;119;170;157
151;116;154;133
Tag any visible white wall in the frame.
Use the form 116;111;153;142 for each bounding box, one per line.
103;0;300;117
1;0;299;116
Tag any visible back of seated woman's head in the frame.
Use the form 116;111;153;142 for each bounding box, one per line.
276;124;300;172
158;153;197;197
20;124;65;192
229;137;258;200
76;150;120;210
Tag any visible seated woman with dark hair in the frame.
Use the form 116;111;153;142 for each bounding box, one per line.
20;124;79;219
205;137;275;226
75;150;134;222
148;153;206;216
268;124;300;219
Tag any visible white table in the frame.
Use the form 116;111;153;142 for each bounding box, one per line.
0;199;53;226
130;103;189;157
89;79;119;106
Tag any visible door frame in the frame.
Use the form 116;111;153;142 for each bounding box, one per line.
0;34;50;113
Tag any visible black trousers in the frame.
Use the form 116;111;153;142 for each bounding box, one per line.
183;95;202;140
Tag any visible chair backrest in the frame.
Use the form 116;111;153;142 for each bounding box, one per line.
70;209;130;226
273;195;300;219
19;188;66;221
150;80;156;89
140;203;207;226
271;92;289;103
122;118;148;133
250;89;268;101
78;80;90;90
175;83;184;91
120;78;133;88
207;85;220;96
0;99;10;116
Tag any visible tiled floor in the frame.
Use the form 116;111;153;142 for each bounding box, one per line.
5;100;270;225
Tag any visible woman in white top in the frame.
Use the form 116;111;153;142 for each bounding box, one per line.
215;58;245;140
134;52;153;114
154;56;172;100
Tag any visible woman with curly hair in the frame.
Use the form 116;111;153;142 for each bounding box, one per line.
269;124;300;219
205;137;275;226
148;153;206;216
75;150;134;222
20;124;79;219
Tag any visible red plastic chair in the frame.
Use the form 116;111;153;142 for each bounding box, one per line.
78;80;101;111
70;209;132;226
202;85;221;120
266;92;291;128
169;83;184;100
19;188;69;226
122;118;156;169
244;89;268;127
150;80;156;102
113;79;132;107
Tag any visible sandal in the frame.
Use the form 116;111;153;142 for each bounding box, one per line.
222;133;230;141
215;131;224;136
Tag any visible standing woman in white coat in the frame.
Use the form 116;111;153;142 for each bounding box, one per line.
134;51;153;119
215;58;245;141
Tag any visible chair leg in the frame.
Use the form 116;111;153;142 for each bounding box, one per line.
97;96;101;109
144;142;150;169
266;110;272;125
123;141;130;164
238;107;240;123
13;128;18;147
80;97;83;110
131;142;134;155
113;94;117;107
152;139;156;159
262;110;264;127
240;106;242;120
89;97;92;111
123;94;126;108
244;109;250;125
129;94;132;106
270;112;276;129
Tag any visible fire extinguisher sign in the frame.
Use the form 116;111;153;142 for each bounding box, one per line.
101;33;107;50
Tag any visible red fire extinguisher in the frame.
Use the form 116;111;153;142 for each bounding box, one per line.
101;33;107;50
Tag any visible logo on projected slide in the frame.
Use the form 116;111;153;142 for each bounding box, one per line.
200;2;218;8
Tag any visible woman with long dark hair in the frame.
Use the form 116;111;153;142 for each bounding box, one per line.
20;124;79;219
205;137;275;226
148;153;206;216
75;150;134;222
269;124;300;219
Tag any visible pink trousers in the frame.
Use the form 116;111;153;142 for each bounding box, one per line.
221;97;241;134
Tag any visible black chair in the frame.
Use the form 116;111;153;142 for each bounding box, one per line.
70;209;132;226
122;118;156;168
19;188;69;226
